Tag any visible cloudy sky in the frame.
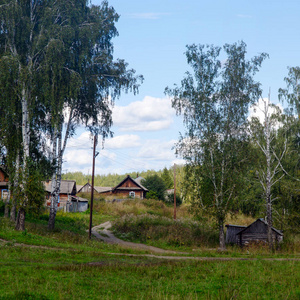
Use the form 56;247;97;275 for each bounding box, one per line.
63;0;300;175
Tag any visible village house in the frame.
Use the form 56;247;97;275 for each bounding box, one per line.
0;167;9;200
79;175;148;200
44;180;77;208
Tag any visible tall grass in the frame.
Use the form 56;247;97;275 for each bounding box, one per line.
112;213;218;248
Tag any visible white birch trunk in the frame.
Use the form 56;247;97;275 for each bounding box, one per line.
48;113;73;230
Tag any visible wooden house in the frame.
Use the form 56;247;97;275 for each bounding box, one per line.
236;218;283;246
95;175;148;199
0;167;9;200
111;175;148;199
225;224;246;244
76;182;111;195
44;180;77;208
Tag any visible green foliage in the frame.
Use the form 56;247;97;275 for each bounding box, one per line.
165;41;268;248
142;174;167;201
161;167;173;189
166;192;182;206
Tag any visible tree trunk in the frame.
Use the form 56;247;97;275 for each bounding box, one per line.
48;121;67;230
264;99;273;251
4;202;9;218
10;153;19;222
10;204;16;222
219;219;226;250
15;208;26;231
48;130;58;230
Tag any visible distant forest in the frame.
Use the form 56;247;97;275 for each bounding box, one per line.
62;166;184;188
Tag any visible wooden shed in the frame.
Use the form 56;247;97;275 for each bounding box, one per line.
225;224;246;244
69;196;89;212
236;218;283;246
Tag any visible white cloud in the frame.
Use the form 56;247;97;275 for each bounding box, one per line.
64;149;92;166
105;135;141;149
138;139;177;161
112;96;174;132
249;98;283;124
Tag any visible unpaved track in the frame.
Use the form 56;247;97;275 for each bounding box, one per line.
91;222;300;261
92;221;184;254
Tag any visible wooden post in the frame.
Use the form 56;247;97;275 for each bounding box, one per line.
173;163;176;220
89;135;97;239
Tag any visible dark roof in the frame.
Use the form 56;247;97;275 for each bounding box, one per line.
236;218;283;236
44;180;76;194
225;224;247;229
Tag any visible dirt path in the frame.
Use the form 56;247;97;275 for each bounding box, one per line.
91;222;300;261
92;221;185;254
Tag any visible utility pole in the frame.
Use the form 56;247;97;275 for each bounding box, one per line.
173;163;176;220
89;135;98;239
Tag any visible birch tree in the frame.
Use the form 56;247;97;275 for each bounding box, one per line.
165;41;267;249
37;2;143;230
250;96;287;250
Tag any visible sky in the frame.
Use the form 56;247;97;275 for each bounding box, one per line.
62;0;300;176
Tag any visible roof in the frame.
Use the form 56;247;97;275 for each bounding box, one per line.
77;182;112;194
112;175;148;192
43;180;77;194
237;218;283;236
94;186;112;193
225;224;247;228
71;196;88;202
76;185;83;193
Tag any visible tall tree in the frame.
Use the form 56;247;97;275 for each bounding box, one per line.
38;1;143;230
250;96;287;250
161;167;173;189
279;67;300;119
165;41;267;249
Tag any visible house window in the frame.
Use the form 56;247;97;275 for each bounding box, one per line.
129;191;135;198
1;189;8;200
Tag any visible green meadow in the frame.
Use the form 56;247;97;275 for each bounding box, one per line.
0;200;299;299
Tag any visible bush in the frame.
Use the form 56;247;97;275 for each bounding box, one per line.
165;193;182;206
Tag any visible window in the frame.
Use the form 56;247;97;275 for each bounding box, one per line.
1;189;8;200
129;191;135;198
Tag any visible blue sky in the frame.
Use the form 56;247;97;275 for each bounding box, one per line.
63;0;300;176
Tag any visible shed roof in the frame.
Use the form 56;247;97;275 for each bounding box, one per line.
236;218;283;236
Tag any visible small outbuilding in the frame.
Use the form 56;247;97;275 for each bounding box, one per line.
225;224;246;244
69;196;89;212
236;218;283;246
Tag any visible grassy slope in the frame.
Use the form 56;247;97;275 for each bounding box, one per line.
0;200;299;299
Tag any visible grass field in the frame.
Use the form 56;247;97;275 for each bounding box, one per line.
0;200;299;299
